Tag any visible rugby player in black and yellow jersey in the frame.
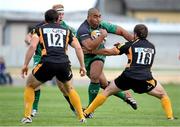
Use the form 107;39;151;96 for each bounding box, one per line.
84;24;176;120
24;4;76;117
21;9;86;124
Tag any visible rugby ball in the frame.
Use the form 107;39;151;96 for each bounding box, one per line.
91;30;107;42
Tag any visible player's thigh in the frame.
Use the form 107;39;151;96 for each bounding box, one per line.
148;81;167;99
90;60;104;79
26;73;42;89
99;72;108;88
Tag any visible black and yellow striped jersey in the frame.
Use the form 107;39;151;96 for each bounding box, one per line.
116;39;156;80
33;23;73;63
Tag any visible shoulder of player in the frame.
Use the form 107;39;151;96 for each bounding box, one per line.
77;21;89;34
35;21;46;27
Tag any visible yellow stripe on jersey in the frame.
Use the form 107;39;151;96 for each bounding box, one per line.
147;79;156;86
33;63;42;75
126;47;133;67
65;30;70;53
39;28;47;56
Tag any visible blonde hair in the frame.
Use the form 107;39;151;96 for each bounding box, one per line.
52;4;64;12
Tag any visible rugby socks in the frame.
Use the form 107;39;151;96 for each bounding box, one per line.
114;91;126;100
24;86;34;118
88;82;100;105
85;93;107;115
64;95;75;111
161;96;173;119
32;89;40;111
68;89;84;119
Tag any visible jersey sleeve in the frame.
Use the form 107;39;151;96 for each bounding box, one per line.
67;25;76;36
77;26;91;44
30;21;45;35
100;20;117;33
115;42;132;55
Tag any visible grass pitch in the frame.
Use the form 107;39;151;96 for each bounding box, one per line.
0;84;180;126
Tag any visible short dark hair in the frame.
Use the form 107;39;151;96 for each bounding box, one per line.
88;8;99;16
134;24;148;39
45;9;58;23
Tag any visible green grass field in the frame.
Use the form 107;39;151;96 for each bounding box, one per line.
0;84;180;126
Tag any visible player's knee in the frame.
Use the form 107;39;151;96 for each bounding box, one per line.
90;74;99;82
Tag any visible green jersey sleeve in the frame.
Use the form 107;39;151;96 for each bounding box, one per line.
61;21;77;36
100;20;117;33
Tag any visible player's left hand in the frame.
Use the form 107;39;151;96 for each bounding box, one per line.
79;67;86;77
21;65;28;78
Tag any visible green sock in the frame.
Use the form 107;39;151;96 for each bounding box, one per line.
32;89;41;111
88;82;100;105
114;91;126;100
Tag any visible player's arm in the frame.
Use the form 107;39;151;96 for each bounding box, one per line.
24;33;32;45
89;42;131;56
21;34;39;78
82;29;107;50
91;47;120;56
70;37;86;76
116;26;134;41
101;21;133;42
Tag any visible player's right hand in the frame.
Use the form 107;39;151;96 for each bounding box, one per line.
21;65;28;78
79;67;86;77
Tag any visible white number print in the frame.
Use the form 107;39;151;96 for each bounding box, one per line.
135;48;155;65
43;28;66;47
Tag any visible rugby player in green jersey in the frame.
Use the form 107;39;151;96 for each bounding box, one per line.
77;8;137;118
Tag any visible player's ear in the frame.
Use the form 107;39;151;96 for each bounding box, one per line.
133;33;137;40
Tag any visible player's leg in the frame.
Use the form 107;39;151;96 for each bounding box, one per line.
99;72;137;110
31;86;41;117
84;80;121;116
59;79;86;122
56;79;75;114
88;60;103;105
21;73;42;124
147;81;175;119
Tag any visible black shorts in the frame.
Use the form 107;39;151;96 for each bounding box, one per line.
32;62;73;83
114;72;157;94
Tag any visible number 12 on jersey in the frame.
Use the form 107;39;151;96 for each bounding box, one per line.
43;28;66;47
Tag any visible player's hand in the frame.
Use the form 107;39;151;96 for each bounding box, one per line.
79;67;86;77
99;29;107;39
21;65;28;78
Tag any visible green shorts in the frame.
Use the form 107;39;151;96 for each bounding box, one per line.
84;54;106;77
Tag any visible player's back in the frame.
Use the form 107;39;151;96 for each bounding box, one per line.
38;23;73;64
124;39;156;80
